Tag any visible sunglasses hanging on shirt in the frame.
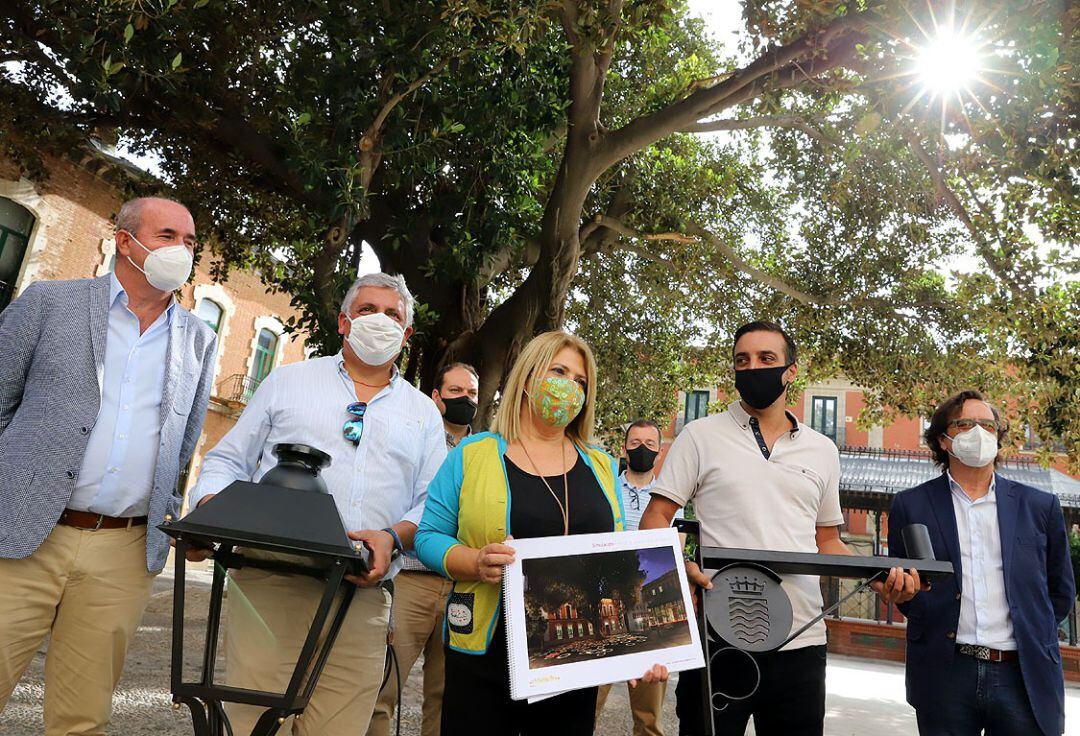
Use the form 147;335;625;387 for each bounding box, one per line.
343;401;367;444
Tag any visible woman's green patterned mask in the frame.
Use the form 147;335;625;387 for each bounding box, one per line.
530;376;585;428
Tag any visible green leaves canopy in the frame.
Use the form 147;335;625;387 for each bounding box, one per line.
0;0;1075;466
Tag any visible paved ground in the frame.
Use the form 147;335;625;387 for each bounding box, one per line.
4;571;1080;735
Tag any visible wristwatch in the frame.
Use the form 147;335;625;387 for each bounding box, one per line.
381;527;403;561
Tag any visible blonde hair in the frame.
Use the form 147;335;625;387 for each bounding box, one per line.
491;330;598;448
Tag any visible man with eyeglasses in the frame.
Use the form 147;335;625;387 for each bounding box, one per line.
187;272;447;736
888;390;1074;736
594;419;680;736
0;197;217;734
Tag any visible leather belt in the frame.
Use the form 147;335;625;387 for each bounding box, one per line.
58;509;148;531
956;643;1019;662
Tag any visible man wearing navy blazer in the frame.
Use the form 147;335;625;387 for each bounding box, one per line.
889;390;1074;735
0;197;217;735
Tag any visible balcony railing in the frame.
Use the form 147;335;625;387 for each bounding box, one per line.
215;374;263;407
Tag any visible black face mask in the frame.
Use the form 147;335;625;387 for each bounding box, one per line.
626;445;659;473
734;364;792;410
440;394;477;426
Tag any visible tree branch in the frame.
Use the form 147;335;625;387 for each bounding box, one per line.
685;222;948;317
580;214;695;247
476;238;542;287
542;121;568;153
903;131;1027;299
597;9;873;172
684;222;841;306
559;0;624;139
362;54;455;149
681;114;836;145
311;52;461;316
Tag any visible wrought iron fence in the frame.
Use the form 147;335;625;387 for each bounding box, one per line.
215;373;262;405
822;576;1078;645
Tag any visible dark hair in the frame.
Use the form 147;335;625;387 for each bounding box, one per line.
924;390;1009;468
732;321;798;365
435;362;479;392
624;419;662;447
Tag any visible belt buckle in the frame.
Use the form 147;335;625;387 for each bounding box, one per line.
958;644;984;660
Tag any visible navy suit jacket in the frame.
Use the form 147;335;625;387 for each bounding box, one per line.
889;473;1075;736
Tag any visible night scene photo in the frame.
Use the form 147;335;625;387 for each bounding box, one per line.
522;545;691;670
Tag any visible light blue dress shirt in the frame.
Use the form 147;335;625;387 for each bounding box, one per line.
69;274;174;517
948;471;1016;650
189;353;447;578
617;471;682;531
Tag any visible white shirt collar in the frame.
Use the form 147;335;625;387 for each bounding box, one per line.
334;350;401;387
728;400;800;436
109;272;176;321
947;470;997;503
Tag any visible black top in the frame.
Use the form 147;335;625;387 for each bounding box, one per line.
505;453;614;539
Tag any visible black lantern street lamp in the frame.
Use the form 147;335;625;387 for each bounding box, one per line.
159;444;368;736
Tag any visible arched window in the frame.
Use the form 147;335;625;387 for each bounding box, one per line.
250;328;279;384
196;299;224;333
0;197;36;312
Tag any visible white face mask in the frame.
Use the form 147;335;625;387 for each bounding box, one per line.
124;231;193;292
346;312;405;366
947;426;998;468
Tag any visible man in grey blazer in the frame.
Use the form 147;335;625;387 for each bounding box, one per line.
0;197;217;735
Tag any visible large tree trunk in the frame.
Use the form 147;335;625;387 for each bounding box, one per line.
331;6;871;426
454;130;601;426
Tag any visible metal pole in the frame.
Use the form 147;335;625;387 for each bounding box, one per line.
874;513;883;623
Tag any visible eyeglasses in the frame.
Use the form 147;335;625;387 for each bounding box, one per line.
343;402;367;444
948;418;999;432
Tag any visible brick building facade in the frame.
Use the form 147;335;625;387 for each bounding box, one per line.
0;151;309;502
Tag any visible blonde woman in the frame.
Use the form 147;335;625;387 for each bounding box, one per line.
416;331;667;735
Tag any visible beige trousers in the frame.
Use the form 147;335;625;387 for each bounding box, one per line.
0;524;155;736
223;564;391;736
366;570;453;736
596;679;668;736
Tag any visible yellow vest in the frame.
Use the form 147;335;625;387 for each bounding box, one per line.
446;432;624;654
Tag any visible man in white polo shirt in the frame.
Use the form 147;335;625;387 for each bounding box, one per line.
641;321;920;736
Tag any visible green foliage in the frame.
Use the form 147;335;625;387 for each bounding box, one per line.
0;0;1076;466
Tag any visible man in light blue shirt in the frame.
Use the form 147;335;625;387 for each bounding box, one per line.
188;272;447;736
596;419;680;736
0;197;217;735
617;420;670;532
68;274;174;517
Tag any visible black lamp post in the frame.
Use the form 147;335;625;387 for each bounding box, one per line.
159;444;368;736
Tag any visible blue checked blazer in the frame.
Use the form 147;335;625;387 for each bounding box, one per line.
0;275;217;572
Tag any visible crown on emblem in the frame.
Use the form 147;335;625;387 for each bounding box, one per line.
728;576;766;595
